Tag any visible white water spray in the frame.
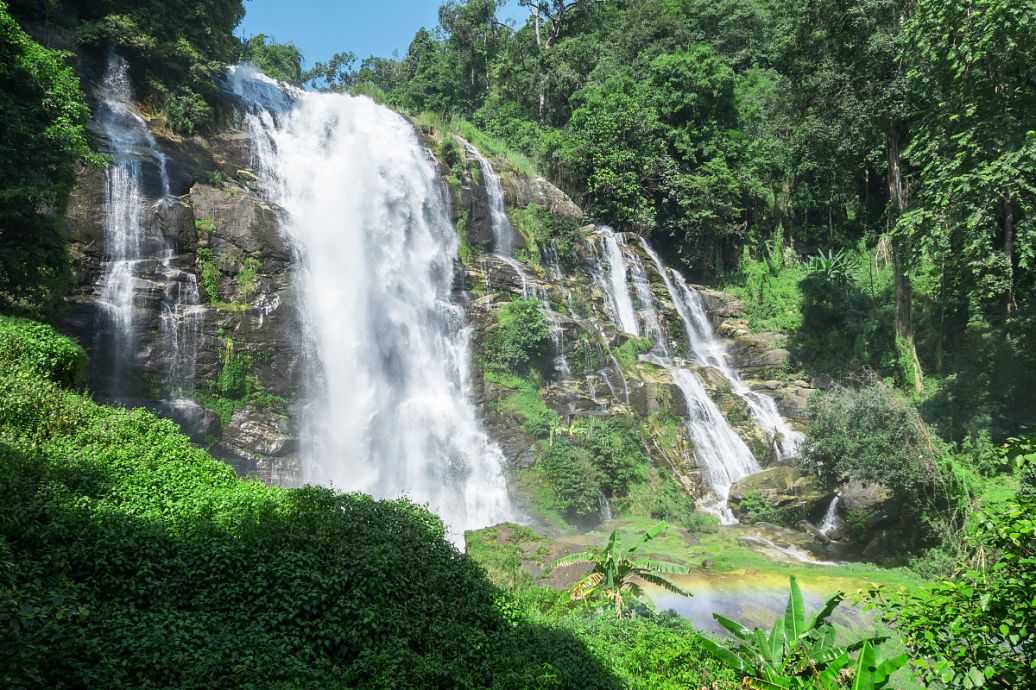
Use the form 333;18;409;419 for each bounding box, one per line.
227;66;513;539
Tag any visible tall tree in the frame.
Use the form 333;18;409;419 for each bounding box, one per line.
777;0;924;391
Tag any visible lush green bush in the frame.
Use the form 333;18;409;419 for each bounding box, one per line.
540;438;602;522
873;437;1036;690
0;4;93;311
802;381;947;549
0;316;85;386
481;297;552;374
68;0;245;134
578;416;647;499
0;357;623;689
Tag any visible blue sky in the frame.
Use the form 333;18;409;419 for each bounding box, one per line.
238;0;529;68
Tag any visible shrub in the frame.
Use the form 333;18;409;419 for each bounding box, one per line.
0;362;621;689
578;416;647;498
872;438;1036;690
540;439;602;522
0;316;85;386
482;298;552;374
802;381;945;549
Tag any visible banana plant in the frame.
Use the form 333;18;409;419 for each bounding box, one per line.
551;522;691;618
699;576;907;688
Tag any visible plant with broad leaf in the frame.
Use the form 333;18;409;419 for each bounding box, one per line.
551;522;691;618
699;576;907;689
806;248;858;287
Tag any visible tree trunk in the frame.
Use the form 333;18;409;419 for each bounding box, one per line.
886;130;923;393
1003;196;1014;314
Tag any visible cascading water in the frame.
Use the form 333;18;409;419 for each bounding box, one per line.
94;54;202;410
593;228;765;521
646;356;761;522
819;496;842;537
465;143;514;257
591;227;640;336
470;145;573;380
639;239;803;459
227;66;513;539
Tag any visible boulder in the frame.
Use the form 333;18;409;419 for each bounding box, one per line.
728;466;827;514
839;478;891;511
222;406;296;458
505;174;583;220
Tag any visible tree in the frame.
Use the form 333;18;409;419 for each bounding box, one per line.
0;2;92;311
302;51;357;92
552;522;691;618
240;34;303;84
872;437;1036;689
776;0;924;391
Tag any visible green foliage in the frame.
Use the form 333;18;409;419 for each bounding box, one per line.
803;382;938;497
540;438;601;522
487;371;559;438
73;0;246;135
611;336;652;370
735;491;805;528
0;316;85;386
240;34;303;84
0;329;626;690
723;246;805;335
0;3;92;311
195;247;221;303
872;438;1036;690
801;381;968;556
700;576;907;689
482;297;552;374
576;416;647;499
508;205;586;270
552;522;691;618
806;248;858;287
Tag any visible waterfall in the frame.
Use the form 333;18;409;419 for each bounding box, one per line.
592;228;766;521
639;238;803;459
471;144;573;380
819;496;841;537
227;66;513;539
94;54;201;407
645;355;761;523
591;227;640;336
465;144;514;257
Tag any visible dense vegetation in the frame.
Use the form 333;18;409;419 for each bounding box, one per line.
0;2;92;313
0;316;627;689
318;0;1034;440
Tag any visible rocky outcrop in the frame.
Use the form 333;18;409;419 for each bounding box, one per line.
62;99;301;484
728;466;829;519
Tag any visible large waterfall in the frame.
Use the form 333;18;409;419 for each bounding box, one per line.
227;67;513;538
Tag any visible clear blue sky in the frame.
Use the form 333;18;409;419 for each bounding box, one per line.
238;0;529;68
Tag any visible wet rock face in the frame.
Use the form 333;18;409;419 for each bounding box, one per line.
62;114;302;486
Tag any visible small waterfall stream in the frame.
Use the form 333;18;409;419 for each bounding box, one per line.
591;229;804;522
469;147;574;381
819;496;842;537
228;66;513;539
639;239;803;459
591;227;640;336
93;54;202;412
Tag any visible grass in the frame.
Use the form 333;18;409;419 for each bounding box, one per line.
410;111;542;180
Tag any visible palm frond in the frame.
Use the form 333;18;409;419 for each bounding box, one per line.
631;557;690;574
636;571;692;598
551;550;597;568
